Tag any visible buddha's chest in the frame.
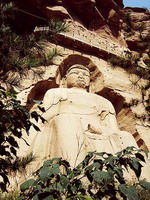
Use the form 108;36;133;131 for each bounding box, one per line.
59;91;99;115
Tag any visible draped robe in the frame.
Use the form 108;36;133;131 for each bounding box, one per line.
27;88;138;169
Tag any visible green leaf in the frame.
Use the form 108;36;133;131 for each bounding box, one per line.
18;195;24;200
60;175;69;189
55;183;64;192
31;111;39;122
12;129;22;138
135;152;145;162
39;167;52;182
93;161;101;169
33;194;39;200
114;167;123;177
52;167;60;175
20;179;35;192
39;115;47;123
42;195;53;200
139;181;150;193
36;185;42;191
78;152;94;168
38;106;45;113
0;172;9;184
10;146;17;156
86;163;94;172
114;167;125;184
119;184;139;200
84;197;94;200
7;136;19;148
38;192;54;200
91;171;113;184
128;157;142;178
32;124;41;132
52;163;60;168
43;159;53;167
43;197;53;200
106;155;118;168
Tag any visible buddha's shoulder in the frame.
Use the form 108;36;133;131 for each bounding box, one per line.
97;95;112;104
44;88;65;95
93;93;115;110
45;88;88;96
45;89;113;104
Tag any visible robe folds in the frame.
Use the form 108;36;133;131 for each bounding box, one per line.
27;88;138;169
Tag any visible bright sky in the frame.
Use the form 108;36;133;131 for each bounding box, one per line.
123;0;150;10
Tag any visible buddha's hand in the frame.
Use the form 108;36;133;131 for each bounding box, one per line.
87;124;114;136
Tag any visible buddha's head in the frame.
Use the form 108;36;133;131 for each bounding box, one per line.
65;64;90;90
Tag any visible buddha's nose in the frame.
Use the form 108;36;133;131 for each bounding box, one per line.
78;72;84;79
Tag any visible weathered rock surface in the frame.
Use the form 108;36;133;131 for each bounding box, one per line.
123;7;150;52
7;0;150;185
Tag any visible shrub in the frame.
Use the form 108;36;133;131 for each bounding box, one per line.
0;190;19;200
19;147;150;200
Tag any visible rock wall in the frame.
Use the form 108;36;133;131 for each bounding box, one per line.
14;0;150;179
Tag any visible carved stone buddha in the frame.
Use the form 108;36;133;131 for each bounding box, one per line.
28;64;138;168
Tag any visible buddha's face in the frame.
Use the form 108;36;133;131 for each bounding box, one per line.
66;67;90;90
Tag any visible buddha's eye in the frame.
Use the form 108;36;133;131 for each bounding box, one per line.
69;71;78;75
83;73;89;76
68;70;90;76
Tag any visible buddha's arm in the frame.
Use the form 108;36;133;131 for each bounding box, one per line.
104;111;119;131
41;89;61;121
99;99;119;131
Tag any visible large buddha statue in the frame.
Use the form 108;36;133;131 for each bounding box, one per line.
27;64;138;169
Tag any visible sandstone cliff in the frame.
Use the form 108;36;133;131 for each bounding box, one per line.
11;0;150;154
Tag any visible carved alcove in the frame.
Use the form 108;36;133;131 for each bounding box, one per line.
26;79;58;110
26;54;148;151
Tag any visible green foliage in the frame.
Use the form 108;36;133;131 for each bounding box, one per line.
0;87;42;191
136;41;149;50
108;56;130;69
0;3;67;191
134;113;149;123
19;147;150;200
0;190;19;200
0;2;67;190
46;48;62;63
0;1;16;21
138;185;150;200
123;80;150;123
123;12;133;33
48;19;69;35
108;54;150;80
9;153;36;174
0;1;67;85
123;98;140;108
123;10;150;76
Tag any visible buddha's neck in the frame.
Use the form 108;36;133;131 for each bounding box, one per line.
70;87;87;91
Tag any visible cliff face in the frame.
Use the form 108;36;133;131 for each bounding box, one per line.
15;0;150;51
123;7;150;56
21;0;125;44
14;0;150;165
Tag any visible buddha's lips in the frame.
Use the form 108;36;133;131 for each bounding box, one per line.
77;80;86;84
